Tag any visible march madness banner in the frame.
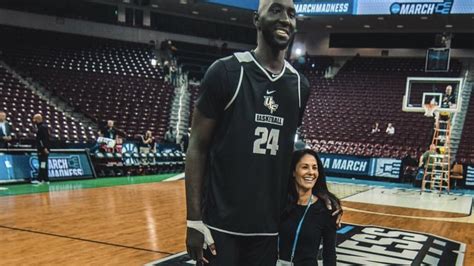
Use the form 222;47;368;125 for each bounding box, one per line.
201;0;474;15
318;153;401;179
0;149;95;182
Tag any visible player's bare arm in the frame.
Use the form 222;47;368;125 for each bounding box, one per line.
185;108;217;263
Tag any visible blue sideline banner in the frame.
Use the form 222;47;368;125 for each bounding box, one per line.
0;149;95;183
319;153;401;178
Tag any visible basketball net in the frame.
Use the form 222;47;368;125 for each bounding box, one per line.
423;103;438;117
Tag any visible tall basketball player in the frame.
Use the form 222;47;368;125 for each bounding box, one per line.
185;0;340;264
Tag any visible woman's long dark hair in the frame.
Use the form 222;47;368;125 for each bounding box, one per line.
282;149;340;218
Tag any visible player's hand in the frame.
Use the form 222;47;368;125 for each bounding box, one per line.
43;148;49;155
186;221;216;264
333;208;343;229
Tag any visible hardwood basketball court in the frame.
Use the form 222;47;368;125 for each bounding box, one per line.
0;177;472;265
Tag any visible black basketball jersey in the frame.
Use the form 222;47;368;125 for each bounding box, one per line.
197;51;310;235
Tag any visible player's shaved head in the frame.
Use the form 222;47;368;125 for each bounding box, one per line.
258;0;294;13
258;0;271;13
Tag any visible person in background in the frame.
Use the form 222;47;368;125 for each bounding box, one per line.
438;85;456;130
441;85;455;109
101;120;117;140
141;130;155;153
385;123;395;136
416;144;438;183
90;120;117;153
163;60;170;82
400;153;418;183
371;122;380;134
180;127;190;153
278;149;339;265
0;111;13;148
32;114;50;184
170;62;178;86
164;128;176;144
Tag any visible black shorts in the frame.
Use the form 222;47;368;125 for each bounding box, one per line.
203;229;277;266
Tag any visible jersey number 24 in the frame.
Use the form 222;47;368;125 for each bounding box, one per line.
253;127;280;155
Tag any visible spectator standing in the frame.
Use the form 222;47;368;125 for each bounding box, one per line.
0;111;13;148
32;114;50;184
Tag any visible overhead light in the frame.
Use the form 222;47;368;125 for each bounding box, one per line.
179;0;187;4
445;24;453;28
221;7;228;12
363;25;371;28
325;25;333;29
192;11;199;15
396;25;404;28
377;17;384;20
230;17;237;21
295;48;302;56
151;4;158;8
420;16;428;20
150;59;157;66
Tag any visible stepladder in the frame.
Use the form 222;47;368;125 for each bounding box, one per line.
421;115;452;194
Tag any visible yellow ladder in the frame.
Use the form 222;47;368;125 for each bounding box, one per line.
421;118;451;194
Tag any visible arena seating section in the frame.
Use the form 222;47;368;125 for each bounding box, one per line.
1;25;472;164
300;56;462;160
180;41;238;122
173;40;238;79
0;25;173;142
0;65;95;143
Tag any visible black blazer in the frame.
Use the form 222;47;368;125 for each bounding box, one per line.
0;122;13;148
35;122;50;153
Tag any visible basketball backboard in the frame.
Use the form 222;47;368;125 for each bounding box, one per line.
402;77;464;113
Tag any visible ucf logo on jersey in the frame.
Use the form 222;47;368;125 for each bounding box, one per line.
264;96;279;114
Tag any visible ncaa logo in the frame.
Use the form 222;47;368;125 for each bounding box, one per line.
29;157;39;177
390;3;401;14
263;96;279;114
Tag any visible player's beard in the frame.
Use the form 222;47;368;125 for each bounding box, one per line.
261;24;294;51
